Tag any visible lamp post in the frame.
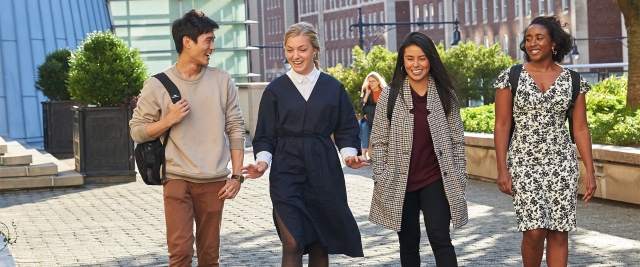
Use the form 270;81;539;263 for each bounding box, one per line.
571;36;627;60
350;7;461;52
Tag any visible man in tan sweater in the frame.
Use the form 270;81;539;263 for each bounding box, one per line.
129;9;245;267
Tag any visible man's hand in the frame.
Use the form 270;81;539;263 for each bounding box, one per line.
218;178;241;200
345;156;370;169
166;99;190;125
241;162;268;179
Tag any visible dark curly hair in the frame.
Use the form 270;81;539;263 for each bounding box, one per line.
519;16;573;63
172;9;219;54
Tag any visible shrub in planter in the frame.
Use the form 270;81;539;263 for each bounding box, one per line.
68;30;148;107
67;30;148;182
36;48;72;101
35;48;78;155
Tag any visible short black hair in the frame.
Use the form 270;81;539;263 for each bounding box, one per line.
172;9;219;54
520;15;573;63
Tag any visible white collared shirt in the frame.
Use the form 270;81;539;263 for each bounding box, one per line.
255;67;358;167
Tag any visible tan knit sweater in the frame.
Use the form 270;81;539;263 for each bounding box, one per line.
129;65;245;183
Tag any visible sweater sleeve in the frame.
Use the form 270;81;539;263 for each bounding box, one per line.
129;78;161;144
224;73;246;150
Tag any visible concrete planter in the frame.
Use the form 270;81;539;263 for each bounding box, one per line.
42;100;80;157
464;132;640;205
72;106;136;184
236;83;268;140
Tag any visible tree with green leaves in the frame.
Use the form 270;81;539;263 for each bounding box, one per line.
612;0;639;107
437;42;518;106
327;45;396;113
35;48;72;101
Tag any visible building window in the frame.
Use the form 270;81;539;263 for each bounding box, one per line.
494;0;499;21
423;4;429;29
369;13;374;35
372;13;377;34
484;36;489;47
415;5;420;31
430;3;435;28
466;37;471;43
495;35;500;46
562;0;568;12
324;21;328;41
482;0;487;22
525;0;531;16
438;3;443;27
465;1;470;24
454;1;459;20
380;11;384;24
539;0;545;15
472;0;478;23
516;33;521;60
503;34;509;55
474;37;479;45
502;0;507;19
548;0;554;14
515;0;520;18
340;19;344;39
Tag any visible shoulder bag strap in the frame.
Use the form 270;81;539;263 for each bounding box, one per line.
508;64;523;147
567;69;581;144
152;72;182;180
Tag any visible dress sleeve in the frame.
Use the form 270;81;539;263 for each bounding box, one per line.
252;85;279;159
493;69;511;90
333;83;362;153
579;75;591;94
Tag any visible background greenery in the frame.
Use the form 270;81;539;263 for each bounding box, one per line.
35;48;72;101
461;75;640;146
68;31;148;108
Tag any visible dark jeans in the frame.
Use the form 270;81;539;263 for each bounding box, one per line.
397;179;458;267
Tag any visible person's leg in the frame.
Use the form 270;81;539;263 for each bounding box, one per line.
521;229;547;267
192;180;226;267
307;241;328;267
397;190;421;267
360;119;370;160
419;180;458;267
163;179;195;267
275;209;303;267
545;230;568;267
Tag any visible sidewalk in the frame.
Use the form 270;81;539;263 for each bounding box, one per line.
0;147;639;266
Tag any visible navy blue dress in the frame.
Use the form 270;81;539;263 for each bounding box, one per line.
253;73;364;257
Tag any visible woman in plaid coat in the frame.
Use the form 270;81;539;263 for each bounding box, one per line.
368;32;469;267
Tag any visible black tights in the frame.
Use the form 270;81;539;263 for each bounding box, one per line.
397;179;458;267
275;211;328;267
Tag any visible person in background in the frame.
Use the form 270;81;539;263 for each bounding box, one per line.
241;22;368;266
359;72;387;160
368;32;469;267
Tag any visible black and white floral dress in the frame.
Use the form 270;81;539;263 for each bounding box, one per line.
494;67;590;232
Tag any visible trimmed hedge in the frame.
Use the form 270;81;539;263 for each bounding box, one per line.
461;75;640;146
35;48;72;101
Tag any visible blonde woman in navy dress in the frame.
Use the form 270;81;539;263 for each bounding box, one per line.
242;22;368;266
494;16;597;267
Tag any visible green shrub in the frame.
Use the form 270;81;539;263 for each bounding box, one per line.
461;75;640;146
35;49;72;101
68;31;148;107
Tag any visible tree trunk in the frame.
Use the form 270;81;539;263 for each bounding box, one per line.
614;0;640;107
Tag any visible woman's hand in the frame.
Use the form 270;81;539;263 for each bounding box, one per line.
241;161;268;179
345;156;370;169
497;168;513;196
582;172;597;203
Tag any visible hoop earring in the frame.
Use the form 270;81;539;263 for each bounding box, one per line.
314;54;318;59
552;47;557;55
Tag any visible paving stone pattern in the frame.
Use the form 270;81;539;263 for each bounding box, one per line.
1;148;639;266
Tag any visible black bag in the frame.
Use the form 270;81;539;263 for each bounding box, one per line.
508;64;581;145
134;72;181;185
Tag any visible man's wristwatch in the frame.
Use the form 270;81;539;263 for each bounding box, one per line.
231;174;244;184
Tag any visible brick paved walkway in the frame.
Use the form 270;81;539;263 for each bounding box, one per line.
1;147;639;266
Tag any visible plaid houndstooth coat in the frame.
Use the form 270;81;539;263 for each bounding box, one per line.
368;77;469;232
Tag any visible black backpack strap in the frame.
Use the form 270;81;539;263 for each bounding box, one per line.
152;72;182;180
567;69;581;144
508;64;523;147
387;86;400;122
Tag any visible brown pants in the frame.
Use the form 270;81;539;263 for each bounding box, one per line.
163;178;226;267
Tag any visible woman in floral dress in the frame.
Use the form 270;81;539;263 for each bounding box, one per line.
493;16;598;267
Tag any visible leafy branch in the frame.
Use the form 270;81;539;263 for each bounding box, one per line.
0;220;18;251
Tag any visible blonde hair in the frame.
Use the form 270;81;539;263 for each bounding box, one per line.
361;72;388;96
283;22;321;70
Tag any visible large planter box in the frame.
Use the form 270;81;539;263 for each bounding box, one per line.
465;132;640;205
42;100;79;157
72;107;136;184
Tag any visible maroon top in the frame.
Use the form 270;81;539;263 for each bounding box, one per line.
406;87;442;192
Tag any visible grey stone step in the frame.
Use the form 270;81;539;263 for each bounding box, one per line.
0;144;6;155
0;154;32;166
0;170;83;190
0;163;58;178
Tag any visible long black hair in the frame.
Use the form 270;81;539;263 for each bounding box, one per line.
519;16;573;63
389;32;458;117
